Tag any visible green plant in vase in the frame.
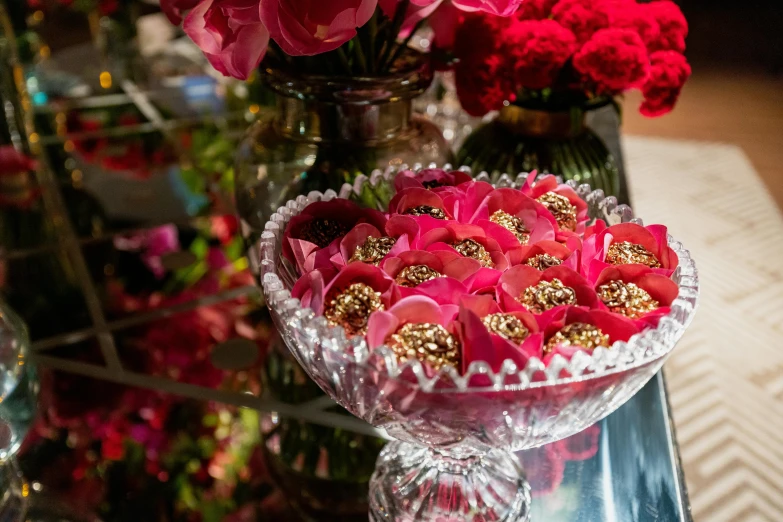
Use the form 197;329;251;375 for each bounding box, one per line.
452;0;692;203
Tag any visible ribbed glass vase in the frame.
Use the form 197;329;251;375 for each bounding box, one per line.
457;103;627;203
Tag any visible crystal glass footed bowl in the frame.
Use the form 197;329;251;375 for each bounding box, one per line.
257;167;699;522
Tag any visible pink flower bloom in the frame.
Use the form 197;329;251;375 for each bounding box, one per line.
540;306;640;364
581;222;679;277
366;295;458;350
591;263;680;327
497;265;600;318
518;444;565;497
451;0;524;16
113;225;180;279
554;423;600;461
183;0;270;79
160;0;200;25
283;198;387;274
261;0;377;56
379;0;444;36
458;294;543;372
0;146;37;175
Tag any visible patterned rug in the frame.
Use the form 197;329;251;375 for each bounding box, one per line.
625;136;783;522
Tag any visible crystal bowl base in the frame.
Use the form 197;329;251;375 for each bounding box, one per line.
369;441;532;522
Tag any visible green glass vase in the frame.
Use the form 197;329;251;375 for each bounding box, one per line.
457;104;628;203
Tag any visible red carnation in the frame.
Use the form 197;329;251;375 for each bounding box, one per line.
515;0;558;20
645;0;688;52
454;15;515;116
639;51;691;117
612;3;661;47
507;20;577;90
551;0;611;45
572;28;649;93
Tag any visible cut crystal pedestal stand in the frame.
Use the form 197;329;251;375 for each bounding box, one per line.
257;167;699;522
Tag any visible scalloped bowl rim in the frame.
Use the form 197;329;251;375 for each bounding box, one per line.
257;166;700;394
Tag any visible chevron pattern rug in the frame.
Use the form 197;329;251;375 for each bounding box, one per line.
625;136;783;522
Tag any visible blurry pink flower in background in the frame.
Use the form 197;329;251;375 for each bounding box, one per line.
114;225;180;279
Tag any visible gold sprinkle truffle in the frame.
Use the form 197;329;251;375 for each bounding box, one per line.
395;265;444;287
520;278;577;313
350;236;397;265
404;205;447;220
525;253;563;271
490;210;530;244
545;322;610;355
388;323;460;371
324;283;384;336
482;313;530;345
453;239;493;267
536;192;577;231
597;280;659;318
605;241;661;268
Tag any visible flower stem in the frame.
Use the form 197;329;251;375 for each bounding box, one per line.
384;17;426;72
354;38;368;74
379;0;409;71
368;11;378;73
337;47;353;75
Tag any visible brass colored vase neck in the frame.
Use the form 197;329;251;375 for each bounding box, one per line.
275;95;414;145
498;105;586;139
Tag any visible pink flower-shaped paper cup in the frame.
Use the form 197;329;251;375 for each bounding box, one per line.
283;198;387;274
582;222;679;277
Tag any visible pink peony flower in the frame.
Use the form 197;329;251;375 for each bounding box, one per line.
497;265;600;319
283;198;387;274
366;295;459;350
182;0;270;79
261;0;377;56
591;263;680;328
540;305;640;363
581;222;679;278
458;294;543;372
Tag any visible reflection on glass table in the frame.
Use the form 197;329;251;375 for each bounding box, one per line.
16;371;689;522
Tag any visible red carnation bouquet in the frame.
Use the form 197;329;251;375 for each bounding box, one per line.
450;0;691;117
282;168;681;374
